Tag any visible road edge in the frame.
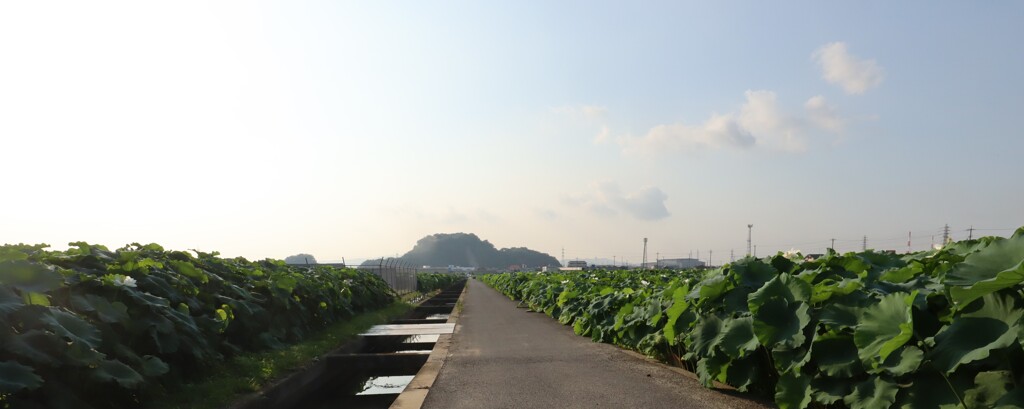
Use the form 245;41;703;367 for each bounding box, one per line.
389;280;469;409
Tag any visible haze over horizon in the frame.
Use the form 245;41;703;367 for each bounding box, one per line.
2;2;1022;263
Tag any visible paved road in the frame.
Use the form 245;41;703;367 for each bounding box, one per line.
423;279;773;409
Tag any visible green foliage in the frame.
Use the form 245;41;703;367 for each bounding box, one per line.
481;229;1024;408
416;273;462;293
0;242;396;408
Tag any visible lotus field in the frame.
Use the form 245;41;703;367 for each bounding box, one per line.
482;228;1024;408
0;242;456;408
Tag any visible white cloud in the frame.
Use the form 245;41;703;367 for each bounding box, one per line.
620;90;818;154
580;105;608;119
813;42;884;94
738;90;804;152
804;95;845;132
594;125;611;144
619;113;754;154
569;182;671;221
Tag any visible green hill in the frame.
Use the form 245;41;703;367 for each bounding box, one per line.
398;233;560;269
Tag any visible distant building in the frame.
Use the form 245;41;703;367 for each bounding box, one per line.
655;258;706;269
567;260;588;268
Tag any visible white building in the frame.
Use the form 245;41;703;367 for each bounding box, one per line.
655;258;705;269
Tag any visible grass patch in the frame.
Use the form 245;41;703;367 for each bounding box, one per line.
145;302;412;409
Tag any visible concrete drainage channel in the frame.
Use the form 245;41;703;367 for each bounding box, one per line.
234;281;467;409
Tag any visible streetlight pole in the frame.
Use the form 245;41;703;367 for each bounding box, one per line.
747;224;753;257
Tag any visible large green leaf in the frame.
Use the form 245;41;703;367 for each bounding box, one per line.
39;309;102;348
752;298;810;347
964;370;1014;408
810;278;863;304
71;294;130;324
775;371;812;409
733;258;778;289
0;285;25;314
995;387;1024;408
688;314;723;357
663;285;690;345
928;293;1022;374
818;294;868;329
895;369;968;409
0;261;65;293
64;342;106;367
844;376;900;409
0;360;44;392
5;330;64;366
90;359;144;388
929;317;1019;374
773;342;813;375
168;260;209;284
716;316;760;358
0;247;30;262
695;352;730;388
874;345;923;376
724;355;762;392
812;333;864;378
854;291;916;368
139;355;170;377
692;273;733;303
810;376;850;405
613;302;634;331
946;234;1024;307
748;273;811;314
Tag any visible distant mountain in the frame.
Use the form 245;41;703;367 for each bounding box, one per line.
284;253;317;264
397;233;560;269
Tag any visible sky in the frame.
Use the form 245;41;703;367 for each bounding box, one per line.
1;1;1022;265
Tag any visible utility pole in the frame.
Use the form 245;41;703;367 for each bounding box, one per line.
709;250;713;267
942;224;950;244
747;224;753;256
862;236;867;251
642;238;648;270
968;225;974;240
908;231;912;253
753;245;757;258
656;252;659;268
613;255;616;266
830;238;836;251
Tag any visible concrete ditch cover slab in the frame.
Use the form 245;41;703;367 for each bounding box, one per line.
361;323;455;336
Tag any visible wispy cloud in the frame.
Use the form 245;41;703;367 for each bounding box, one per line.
553;104;610;143
567;182;670;221
804;95;845;132
813;42;884;94
620;90;830;155
738;90;804;152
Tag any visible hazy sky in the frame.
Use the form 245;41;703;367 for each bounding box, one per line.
2;1;1022;264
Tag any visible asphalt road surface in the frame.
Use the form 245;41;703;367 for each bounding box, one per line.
423;279;773;409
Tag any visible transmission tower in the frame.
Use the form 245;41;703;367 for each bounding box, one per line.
747;224;753;256
942;224;950;244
